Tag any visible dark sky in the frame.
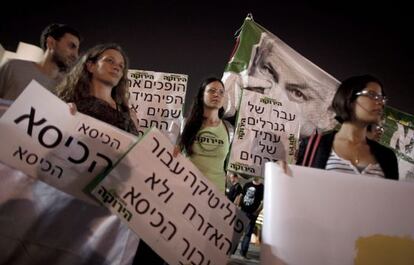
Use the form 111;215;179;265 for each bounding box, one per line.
1;1;413;115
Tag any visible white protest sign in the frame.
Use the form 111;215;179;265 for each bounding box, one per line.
128;70;187;144
262;163;414;265
227;89;300;177
0;162;139;265
90;128;248;265
0;80;138;204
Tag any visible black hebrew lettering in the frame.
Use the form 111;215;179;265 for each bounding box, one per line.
151;136;185;175
145;173;174;203
223;238;233;255
122;185;178;238
110;139;120;150
184;171;197;187
87;152;112;173
89;128;99;138
145;172;161;190
98;186;133;222
202;222;214;236
130;104;139;113
135;197;150;214
122;208;132;221
12;146;63;178
181;237;190;257
26;153;38;164
207;190;220;208
183;203;197;220
209;229;223;247
150;211;164;227
66;138;89;164
192;180;208;196
77;123;122;150
123;186;141;205
195;250;205;265
155;82;163;90
40;158;52;171
144;80;152;89
14;107;47;136
160;221;177;241
132;79;141;88
13;145;27;160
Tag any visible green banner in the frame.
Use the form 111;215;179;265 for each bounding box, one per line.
381;106;414;181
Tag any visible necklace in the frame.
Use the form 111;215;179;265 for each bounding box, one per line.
354;156;359;165
351;144;361;165
335;137;364;165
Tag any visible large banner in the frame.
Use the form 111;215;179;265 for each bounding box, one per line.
222;16;339;138
222;16;339;177
89;128;248;265
262;162;414;265
227;89;300;177
381;106;414;181
223;16;414;180
0;81;138;204
128;70;187;144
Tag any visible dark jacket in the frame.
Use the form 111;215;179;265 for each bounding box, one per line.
296;131;399;180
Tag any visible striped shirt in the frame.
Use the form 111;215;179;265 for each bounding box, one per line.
325;150;385;178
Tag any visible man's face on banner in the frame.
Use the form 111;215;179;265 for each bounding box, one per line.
245;33;338;137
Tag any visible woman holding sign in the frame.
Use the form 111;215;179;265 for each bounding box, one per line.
56;43;165;264
56;43;138;134
177;77;233;193
296;74;398;179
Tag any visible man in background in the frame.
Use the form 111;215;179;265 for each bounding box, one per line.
239;176;264;259
0;23;80;100
225;172;243;204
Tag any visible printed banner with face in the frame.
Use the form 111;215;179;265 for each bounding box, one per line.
222;16;339;138
381;106;414;181
223;16;414;181
262;162;414;265
90;128;248;265
227;89;300;177
128;70;187;144
0;80;138;204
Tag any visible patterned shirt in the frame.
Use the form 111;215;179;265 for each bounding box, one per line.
325;150;385;178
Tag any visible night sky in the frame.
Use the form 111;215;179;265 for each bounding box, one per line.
1;1;412;115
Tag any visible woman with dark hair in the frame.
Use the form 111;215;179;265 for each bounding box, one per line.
56;43;167;264
177;77;233;192
56;43;138;134
296;74;398;180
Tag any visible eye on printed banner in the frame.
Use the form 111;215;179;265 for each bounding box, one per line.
90;128;249;265
222;16;339;138
0;80;138;204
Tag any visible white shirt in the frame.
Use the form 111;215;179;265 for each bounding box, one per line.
325;150;385;178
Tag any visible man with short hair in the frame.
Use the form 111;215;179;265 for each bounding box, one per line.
0;23;81;100
225;172;243;204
